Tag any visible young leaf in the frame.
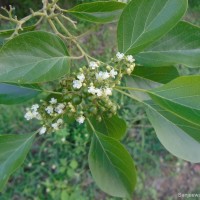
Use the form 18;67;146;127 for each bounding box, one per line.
148;76;200;126
89;131;137;198
0;133;35;191
68;1;126;23
125;66;179;101
117;0;188;54
146;101;200;163
0;31;70;84
0;83;41;105
135;21;200;67
88;115;127;140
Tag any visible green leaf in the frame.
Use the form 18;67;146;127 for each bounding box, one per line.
133;66;179;84
88;115;127;140
0;133;35;191
117;0;188;54
146;101;200;163
125;66;179;101
148;76;200;127
0;25;36;47
68;1;126;23
89;131;137;198
136;21;200;67
0;31;70;84
0;83;40;105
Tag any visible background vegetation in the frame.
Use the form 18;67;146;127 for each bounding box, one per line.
0;0;200;199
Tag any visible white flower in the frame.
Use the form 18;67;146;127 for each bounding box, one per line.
31;104;39;111
96;71;110;80
127;55;135;63
32;111;41;119
104;88;112;96
52;118;63;131
24;110;34;120
57;118;63;124
89;61;99;69
77;74;85;82
73;80;82;89
61;137;66;142
102;71;110;80
45;106;54;115
116;52;124;61
76;115;85;124
51;164;56;170
88;86;96;95
110;69;118;78
52;122;59;130
24;107;41;120
49;98;57;104
39;126;47;135
55;103;65;114
95;88;103;97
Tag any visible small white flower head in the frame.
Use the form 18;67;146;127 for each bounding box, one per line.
55;103;65;114
57;118;63;124
76;115;85;124
49;98;57;104
31;104;39;111
24;109;34;120
116;52;124;61
51;122;59;130
77;74;85;82
32;111;41;119
61;137;66;142
45;106;54;115
46;188;50;193
73;80;82;89
51;164;56;170
96;71;110;80
104;88;112;96
88;86;96;95
102;71;110;80
28;162;32;168
39;126;47;135
126;55;135;63
89;61;99;69
95;88;103;97
52;118;63;131
110;69;118;78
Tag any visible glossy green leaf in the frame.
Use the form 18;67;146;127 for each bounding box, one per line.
68;1;125;23
136;21;200;67
0;83;40;105
0;31;70;84
88;115;127;140
146;101;200;163
0;25;36;47
125;66;179;101
0;133;35;191
124;89;200;162
148;76;200;127
117;0;188;54
133;66;179;84
89;131;137;198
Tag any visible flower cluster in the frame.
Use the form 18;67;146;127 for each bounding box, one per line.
24;53;136;135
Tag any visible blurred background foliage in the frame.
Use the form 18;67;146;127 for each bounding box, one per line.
0;0;200;200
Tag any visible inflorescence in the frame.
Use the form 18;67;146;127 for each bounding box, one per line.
24;53;136;135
